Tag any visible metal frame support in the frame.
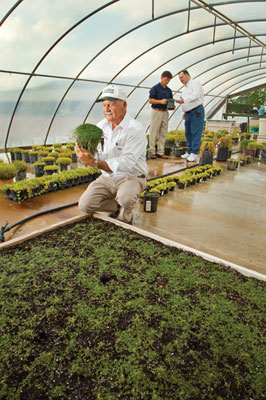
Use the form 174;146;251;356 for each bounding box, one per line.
187;0;191;32
213;16;216;44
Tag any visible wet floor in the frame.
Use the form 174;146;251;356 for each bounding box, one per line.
0;155;266;276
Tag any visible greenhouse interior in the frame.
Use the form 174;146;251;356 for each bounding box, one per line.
0;1;266;399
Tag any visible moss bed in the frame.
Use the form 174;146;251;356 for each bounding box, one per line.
0;219;265;400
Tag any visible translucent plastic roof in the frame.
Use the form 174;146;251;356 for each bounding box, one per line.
1;0;266;149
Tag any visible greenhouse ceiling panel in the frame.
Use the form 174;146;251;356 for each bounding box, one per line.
0;0;265;148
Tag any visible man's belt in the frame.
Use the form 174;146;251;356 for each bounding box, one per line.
152;108;167;111
185;104;203;114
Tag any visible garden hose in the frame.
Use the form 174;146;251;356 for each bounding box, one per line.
0;202;78;242
0;163;198;242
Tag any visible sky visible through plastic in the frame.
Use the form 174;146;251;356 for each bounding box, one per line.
0;0;265;148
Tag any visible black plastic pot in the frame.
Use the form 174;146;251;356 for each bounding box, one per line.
14;153;22;161
22;153;30;163
164;147;172;156
59;164;69;172
143;193;159;212
216;147;230;162
174;147;187;157
227;160;238;170
200;151;213;166
34;164;45;177
15;171;27;181
72;154;77;163
29;154;38;163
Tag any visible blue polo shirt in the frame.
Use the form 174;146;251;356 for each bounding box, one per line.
149;83;173;110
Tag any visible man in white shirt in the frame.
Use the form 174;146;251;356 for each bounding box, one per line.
75;84;148;224
176;70;205;162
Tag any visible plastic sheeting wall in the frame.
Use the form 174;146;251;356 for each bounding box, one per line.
0;0;265;149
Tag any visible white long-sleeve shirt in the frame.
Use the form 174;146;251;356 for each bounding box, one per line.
181;78;204;113
97;114;148;178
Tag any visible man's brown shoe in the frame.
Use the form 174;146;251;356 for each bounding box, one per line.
109;204;121;219
157;154;169;159
150;154;157;159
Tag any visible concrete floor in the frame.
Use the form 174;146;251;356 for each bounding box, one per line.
0;156;266;276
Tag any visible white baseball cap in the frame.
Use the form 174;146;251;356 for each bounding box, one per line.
96;84;127;102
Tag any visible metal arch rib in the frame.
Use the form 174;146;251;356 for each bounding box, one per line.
176;69;266;128
131;41;264;124
228;82;266;98
0;0;24;27
4;0;119;152
44;1;262;137
175;74;266;128
167;51;266;123
202;70;266;114
43;7;193;144
83;21;241;123
134;40;261;126
128;18;265;100
142;42;264;131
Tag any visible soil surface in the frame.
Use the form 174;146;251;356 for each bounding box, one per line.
0;218;265;400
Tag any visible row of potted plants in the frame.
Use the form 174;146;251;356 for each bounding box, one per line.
227;155;253;170
1;166;101;202
140;164;223;212
9;143;77;164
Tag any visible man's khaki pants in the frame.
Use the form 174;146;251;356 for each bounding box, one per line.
149;109;169;155
78;175;147;223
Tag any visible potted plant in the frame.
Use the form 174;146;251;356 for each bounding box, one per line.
56;157;72;171
227;158;239;170
167;181;176;191
29;150;39;163
254;142;263;158
73;123;103;154
245;155;253;164
199;141;216;165
12;148;23;161
164;133;176;156
231;130;239;144
245;142;256;159
21;149;30;163
33;161;45;177
8;148;16;161
70;150;78;163
156;183;168;196
216;136;232;161
0;163;18;181
177;177;187;189
49;151;59;160
53;143;63;149
239;157;246;166
66;142;75;151
143;191;160;213
38;150;49;160
42;156;55;166
13;160;27;181
43;165;58;176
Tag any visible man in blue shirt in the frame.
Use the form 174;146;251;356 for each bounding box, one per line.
149;71;173;159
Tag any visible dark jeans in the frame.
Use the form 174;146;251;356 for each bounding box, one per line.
184;105;205;154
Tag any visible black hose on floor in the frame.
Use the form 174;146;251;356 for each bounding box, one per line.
0;202;78;242
0;163;198;242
